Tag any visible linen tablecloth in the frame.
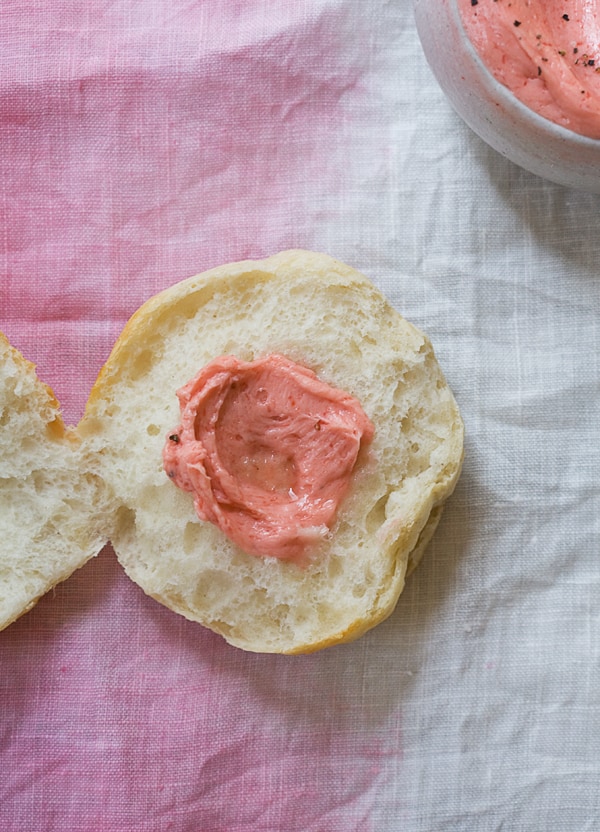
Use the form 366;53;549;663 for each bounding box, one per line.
2;1;600;829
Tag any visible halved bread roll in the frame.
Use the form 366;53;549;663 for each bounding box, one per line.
80;250;464;653
0;333;109;630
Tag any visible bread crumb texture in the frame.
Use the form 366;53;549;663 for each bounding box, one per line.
80;250;464;653
0;333;110;630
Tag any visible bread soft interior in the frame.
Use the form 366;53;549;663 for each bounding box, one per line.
79;251;463;653
0;333;109;630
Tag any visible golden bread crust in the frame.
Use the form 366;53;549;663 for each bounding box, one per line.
80;251;464;653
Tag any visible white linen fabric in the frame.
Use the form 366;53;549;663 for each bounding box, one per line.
2;1;600;829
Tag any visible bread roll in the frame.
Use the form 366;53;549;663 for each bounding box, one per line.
0;333;109;630
79;251;463;653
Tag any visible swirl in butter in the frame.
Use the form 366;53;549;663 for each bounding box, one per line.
163;354;374;563
459;0;600;138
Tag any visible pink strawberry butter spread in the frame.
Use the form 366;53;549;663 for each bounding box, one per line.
459;0;600;138
163;354;374;563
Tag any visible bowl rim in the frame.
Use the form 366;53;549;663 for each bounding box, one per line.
419;0;600;147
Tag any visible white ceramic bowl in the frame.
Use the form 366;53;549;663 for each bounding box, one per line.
414;0;600;193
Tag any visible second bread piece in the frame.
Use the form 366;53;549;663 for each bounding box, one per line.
79;250;464;653
0;333;110;630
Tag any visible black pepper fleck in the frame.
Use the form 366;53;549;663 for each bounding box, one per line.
562;14;570;22
514;20;521;27
169;434;180;443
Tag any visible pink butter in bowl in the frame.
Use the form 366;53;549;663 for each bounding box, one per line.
414;0;600;192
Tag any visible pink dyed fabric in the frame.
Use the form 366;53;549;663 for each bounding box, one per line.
1;2;396;829
5;1;600;829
